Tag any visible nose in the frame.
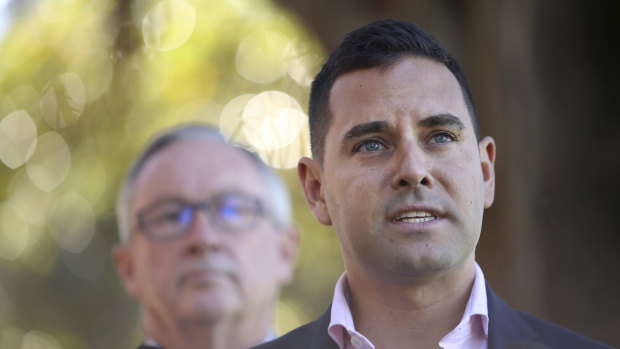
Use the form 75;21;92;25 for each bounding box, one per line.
390;142;434;190
185;209;222;254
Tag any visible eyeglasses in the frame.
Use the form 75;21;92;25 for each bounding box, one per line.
135;192;268;242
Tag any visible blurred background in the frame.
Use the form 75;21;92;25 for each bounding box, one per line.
0;0;618;348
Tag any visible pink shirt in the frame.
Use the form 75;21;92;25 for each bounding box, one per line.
327;263;489;349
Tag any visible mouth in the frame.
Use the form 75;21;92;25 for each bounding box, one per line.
393;211;438;223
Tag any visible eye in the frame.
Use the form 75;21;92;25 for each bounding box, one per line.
354;139;385;153
430;132;456;144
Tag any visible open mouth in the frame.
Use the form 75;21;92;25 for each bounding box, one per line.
394;211;437;223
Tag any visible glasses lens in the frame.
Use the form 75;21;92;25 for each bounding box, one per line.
212;194;261;231
141;202;194;240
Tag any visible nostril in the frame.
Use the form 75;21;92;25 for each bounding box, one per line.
399;179;408;187
420;177;428;186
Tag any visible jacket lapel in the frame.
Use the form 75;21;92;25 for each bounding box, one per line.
486;282;538;348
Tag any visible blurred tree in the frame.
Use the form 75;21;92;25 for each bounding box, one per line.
0;0;618;348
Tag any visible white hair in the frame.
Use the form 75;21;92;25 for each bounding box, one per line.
116;124;292;245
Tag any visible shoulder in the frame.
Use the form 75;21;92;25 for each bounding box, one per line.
514;310;614;349
252;306;338;349
486;283;613;348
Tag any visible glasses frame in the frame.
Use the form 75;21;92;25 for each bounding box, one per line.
134;192;269;242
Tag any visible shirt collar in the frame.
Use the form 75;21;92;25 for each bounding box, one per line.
327;262;489;348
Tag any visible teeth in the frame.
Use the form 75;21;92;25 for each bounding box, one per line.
395;211;436;223
401;216;435;223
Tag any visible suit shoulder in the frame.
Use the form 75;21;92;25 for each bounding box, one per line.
252;320;330;349
515;310;614;349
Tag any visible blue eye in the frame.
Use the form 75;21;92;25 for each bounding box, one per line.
358;140;384;152
431;133;455;144
218;203;242;222
176;206;194;225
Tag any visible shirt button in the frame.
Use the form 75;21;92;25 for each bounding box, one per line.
351;335;364;348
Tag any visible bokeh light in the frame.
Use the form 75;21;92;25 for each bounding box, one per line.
47;191;95;253
40;72;86;129
288;51;317;87
21;330;62;349
60;231;107;281
67;49;114;103
7;175;55;229
241;91;306;150
235;30;293;84
143;0;197;52
0;202;29;261
219;93;256;144
25;132;71;192
0;110;37;169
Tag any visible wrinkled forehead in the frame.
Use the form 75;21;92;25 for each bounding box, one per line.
131;139;268;209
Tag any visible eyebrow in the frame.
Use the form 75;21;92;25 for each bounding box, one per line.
342;121;389;142
418;114;466;130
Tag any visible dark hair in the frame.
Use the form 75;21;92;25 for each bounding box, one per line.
308;19;480;163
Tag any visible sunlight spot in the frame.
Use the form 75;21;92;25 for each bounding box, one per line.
255;122;311;169
143;0;196;52
236;31;293;84
0;202;29;261
60;230;107;281
40;72;86;129
8;183;55;228
48;191;95;254
288;52;317;87
219;94;255;145
21;330;62;349
68;49;114;103
26;132;71;192
0;110;37;169
241;91;306;150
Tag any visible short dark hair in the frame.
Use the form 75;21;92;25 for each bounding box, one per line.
308;19;480;164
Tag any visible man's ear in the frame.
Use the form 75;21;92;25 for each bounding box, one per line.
112;245;139;297
298;157;332;226
479;136;496;208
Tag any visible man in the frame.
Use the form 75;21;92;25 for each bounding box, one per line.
254;20;612;349
113;124;298;349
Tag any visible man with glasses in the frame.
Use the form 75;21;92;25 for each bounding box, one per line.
113;124;298;349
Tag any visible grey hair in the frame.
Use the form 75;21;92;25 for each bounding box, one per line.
116;123;292;245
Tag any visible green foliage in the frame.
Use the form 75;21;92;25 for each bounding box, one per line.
0;0;340;347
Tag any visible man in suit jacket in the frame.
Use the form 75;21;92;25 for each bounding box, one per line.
113;124;298;349
254;20;613;349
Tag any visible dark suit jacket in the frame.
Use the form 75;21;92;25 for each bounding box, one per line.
136;345;162;349
253;283;613;349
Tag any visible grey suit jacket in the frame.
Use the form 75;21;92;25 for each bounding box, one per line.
253;283;614;349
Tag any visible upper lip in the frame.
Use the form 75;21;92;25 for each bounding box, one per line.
389;205;441;222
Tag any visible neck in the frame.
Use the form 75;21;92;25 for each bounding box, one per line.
346;259;476;349
142;307;272;349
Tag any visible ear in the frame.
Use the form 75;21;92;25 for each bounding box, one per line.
298;157;332;225
479;136;496;208
276;225;300;284
112;244;139;297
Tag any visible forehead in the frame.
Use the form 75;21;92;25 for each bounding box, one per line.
131;139;266;208
327;57;471;136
